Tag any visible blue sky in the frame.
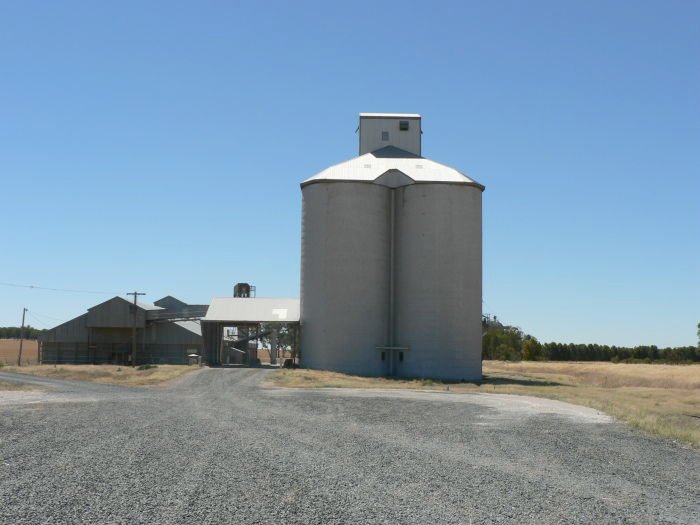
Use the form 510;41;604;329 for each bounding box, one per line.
1;1;698;347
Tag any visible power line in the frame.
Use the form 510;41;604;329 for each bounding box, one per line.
26;309;67;323
26;312;52;329
26;310;68;325
0;281;120;296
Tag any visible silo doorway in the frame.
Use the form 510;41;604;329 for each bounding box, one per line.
378;345;408;377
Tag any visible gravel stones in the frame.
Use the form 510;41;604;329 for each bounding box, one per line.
0;368;698;524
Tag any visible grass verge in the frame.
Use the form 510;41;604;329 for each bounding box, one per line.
2;364;200;387
270;361;700;448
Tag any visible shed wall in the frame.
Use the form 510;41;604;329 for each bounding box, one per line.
40;314;89;343
40;342;202;365
148;322;202;345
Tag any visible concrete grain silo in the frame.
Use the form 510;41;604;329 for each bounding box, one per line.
300;113;484;380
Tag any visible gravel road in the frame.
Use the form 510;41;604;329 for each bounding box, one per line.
0;368;697;524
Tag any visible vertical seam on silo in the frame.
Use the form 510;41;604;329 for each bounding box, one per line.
389;189;396;376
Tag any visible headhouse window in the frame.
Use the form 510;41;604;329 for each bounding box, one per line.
399;120;409;131
381;131;389;141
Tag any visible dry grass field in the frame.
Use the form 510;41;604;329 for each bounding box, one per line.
2;364;200;387
271;361;700;448
0;339;39;365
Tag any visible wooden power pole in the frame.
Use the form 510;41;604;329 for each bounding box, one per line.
17;307;27;367
126;292;146;367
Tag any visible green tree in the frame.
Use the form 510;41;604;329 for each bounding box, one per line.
521;336;542;361
482;318;700;363
259;322;299;360
0;326;41;339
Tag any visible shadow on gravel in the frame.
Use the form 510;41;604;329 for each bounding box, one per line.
479;375;564;387
210;364;281;370
379;374;564;388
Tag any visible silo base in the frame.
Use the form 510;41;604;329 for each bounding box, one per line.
300;353;483;383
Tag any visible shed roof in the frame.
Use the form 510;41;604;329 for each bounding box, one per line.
129;299;163;311
301;146;484;189
88;296;164;312
154;296;188;308
174;320;202;336
202;298;300;323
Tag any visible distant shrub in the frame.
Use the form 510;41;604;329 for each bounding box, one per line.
482;323;699;364
0;326;42;339
137;364;158;370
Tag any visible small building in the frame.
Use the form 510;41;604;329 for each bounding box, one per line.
39;296;205;365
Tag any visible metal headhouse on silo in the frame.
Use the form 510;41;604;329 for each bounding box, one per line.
300;113;485;381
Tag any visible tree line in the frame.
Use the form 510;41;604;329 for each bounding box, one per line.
482;324;700;363
0;326;42;340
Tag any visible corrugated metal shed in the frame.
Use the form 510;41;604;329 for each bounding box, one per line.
39;295;205;365
203;298;300;323
302;146;484;188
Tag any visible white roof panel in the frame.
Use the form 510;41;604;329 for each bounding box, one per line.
359;113;421;118
174;320;202;336
202;297;300;323
302;146;484;189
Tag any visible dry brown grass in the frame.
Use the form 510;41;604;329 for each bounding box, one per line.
0;339;39;366
270;361;700;448
487;361;700;389
3;364;200;387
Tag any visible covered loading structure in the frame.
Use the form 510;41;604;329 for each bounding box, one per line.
201;297;300;366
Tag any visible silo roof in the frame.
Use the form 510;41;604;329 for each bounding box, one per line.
301;146;484;190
